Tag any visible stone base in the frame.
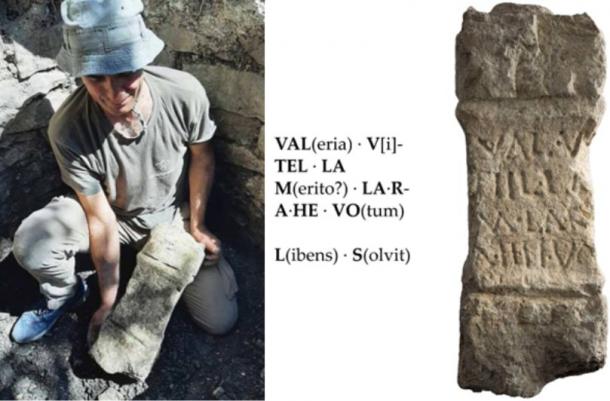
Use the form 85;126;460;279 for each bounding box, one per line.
458;293;607;397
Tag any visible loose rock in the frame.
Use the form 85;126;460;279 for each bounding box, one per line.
212;385;229;400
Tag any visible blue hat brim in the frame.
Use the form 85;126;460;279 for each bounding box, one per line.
56;28;165;77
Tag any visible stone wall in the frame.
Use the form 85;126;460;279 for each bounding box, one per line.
144;0;265;247
0;0;265;260
0;0;75;261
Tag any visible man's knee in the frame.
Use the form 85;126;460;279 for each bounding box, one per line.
12;198;87;271
183;258;239;335
188;298;238;335
12;212;52;271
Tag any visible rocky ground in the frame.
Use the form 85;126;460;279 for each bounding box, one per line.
0;228;264;400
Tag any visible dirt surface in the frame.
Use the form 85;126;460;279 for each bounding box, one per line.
0;231;264;400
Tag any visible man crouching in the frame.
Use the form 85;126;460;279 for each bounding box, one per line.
10;0;238;344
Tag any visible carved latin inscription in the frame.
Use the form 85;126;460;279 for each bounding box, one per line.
457;4;606;398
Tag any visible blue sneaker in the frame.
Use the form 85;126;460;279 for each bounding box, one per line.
11;276;89;344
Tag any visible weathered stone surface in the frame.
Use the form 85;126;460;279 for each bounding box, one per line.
238;27;265;66
256;125;265;158
2;84;74;135
144;0;265;69
155;25;200;53
457;4;607;397
214;109;263;146
184;63;264;120
456;4;605;100
460;293;606;396
3;1;61;78
0;1;75;136
245;174;264;208
216;141;264;174
90;224;204;380
0;364;15;391
12;377;49;401
215;165;264;240
97;387;125;401
0;53;73;135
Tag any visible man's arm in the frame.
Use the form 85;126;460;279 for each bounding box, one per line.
188;141;221;261
76;190;120;344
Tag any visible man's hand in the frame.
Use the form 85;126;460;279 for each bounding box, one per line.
190;225;221;263
87;304;112;347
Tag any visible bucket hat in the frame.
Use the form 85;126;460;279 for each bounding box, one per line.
56;0;164;77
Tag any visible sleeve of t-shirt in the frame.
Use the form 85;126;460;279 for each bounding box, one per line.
49;138;103;196
188;86;217;144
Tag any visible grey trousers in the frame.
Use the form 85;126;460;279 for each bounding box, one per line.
12;196;238;335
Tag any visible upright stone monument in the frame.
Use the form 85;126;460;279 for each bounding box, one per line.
456;4;607;397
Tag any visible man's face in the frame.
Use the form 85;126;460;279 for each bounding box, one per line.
81;70;144;118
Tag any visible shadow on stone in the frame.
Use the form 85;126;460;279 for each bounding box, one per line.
70;349;139;385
